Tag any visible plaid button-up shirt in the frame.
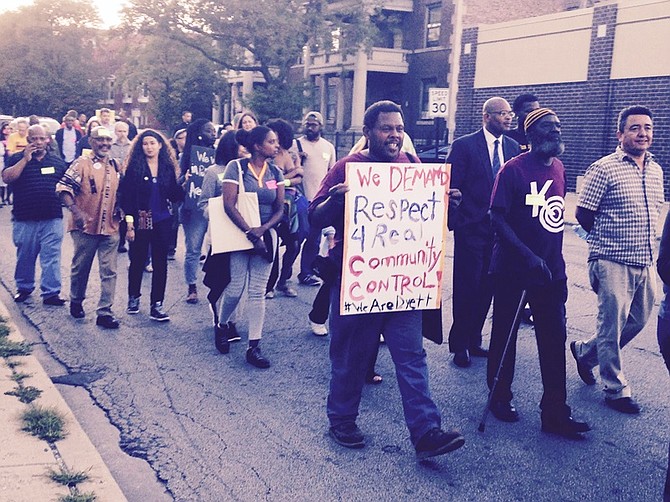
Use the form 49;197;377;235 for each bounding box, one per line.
578;146;664;267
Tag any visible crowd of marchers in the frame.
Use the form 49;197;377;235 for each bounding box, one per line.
1;99;668;499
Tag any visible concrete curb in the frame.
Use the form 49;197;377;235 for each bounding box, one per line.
0;300;127;501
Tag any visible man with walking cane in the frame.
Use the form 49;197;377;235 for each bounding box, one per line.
484;108;590;439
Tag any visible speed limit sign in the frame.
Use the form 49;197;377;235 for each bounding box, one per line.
428;88;449;118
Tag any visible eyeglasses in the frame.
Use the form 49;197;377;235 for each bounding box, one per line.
489;111;516;119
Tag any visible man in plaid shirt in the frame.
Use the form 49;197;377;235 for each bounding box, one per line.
571;105;664;415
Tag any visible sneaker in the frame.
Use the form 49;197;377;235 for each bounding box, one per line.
226;322;241;342
299;274;322;287
277;282;298;297
43;295;66;306
214;324;230;354
265;290;275;299
415;428;465;460
117;245;128;253
310;320;328;336
127;296;140;314
186;284;198;304
150;301;170;322
246;346;271;368
13;290;31;303
70;302;85;319
329;422;365;449
145;264;153;273
96;315;120;330
167;250;176;261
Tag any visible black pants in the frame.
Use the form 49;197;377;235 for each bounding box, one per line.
449;223;493;353
128;218;171;303
487;277;570;418
267;222;300;293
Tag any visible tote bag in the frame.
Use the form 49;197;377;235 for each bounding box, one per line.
209;160;261;254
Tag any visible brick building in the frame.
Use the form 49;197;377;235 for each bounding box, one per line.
455;0;670;194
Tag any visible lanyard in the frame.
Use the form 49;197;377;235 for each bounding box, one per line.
248;161;267;188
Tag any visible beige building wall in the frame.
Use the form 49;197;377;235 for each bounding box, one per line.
474;9;593;88
611;0;670;79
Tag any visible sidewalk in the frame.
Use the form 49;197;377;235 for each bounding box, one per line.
0;300;126;501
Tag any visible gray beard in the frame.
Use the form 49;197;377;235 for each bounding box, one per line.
534;138;564;158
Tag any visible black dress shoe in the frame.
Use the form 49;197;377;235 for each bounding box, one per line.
43;295;66;306
70;302;85;319
605;396;641;414
453;350;471;368
490;400;520;422
13;290;31;303
469;346;489;358
542;416;591;439
96;315;120;329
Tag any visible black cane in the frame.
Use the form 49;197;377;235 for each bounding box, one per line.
478;290;527;433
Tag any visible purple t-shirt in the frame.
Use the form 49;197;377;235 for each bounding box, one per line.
489;152;567;281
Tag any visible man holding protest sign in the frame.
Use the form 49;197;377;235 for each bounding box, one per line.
309;100;464;459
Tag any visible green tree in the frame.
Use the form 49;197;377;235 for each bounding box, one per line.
122;0;384;120
113;35;227;128
0;0;104;118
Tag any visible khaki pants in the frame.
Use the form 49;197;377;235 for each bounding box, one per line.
70;230;119;316
575;259;656;399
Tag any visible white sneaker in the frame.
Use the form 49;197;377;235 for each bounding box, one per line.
310;320;328;336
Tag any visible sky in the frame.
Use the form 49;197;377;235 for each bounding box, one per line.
0;0;128;28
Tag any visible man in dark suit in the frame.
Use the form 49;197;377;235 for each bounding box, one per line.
447;97;521;368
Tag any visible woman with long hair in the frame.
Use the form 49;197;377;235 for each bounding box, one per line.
235;112;258;132
215;126;284;368
264;118;304;298
119;130;184;321
178;119;217;303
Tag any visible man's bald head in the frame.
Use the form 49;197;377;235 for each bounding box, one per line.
482;97;514;136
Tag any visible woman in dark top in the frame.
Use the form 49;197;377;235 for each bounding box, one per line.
215;126;284;368
178;119;217;304
120;130;183;321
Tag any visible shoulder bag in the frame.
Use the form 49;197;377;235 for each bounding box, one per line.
209;159;261;254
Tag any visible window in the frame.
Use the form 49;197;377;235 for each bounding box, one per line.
326;78;337;122
421;78;437;114
425;5;442;48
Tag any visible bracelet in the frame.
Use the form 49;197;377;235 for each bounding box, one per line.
125;215;134;223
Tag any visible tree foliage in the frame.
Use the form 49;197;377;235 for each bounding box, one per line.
122;0;385;120
0;0;104;118
112;35;227;127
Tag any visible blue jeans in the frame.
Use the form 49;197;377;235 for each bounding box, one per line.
327;277;441;445
182;208;208;286
299;222;321;279
12;218;64;297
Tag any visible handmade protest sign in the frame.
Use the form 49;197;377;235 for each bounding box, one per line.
341;162;450;315
185;146;216;210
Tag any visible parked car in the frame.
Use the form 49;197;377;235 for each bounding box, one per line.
417;144;449;163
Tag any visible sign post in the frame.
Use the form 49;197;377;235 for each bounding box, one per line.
428;88;449;161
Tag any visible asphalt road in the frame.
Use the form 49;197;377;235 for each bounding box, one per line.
0;206;667;502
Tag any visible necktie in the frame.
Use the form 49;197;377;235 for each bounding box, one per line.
492;139;501;176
